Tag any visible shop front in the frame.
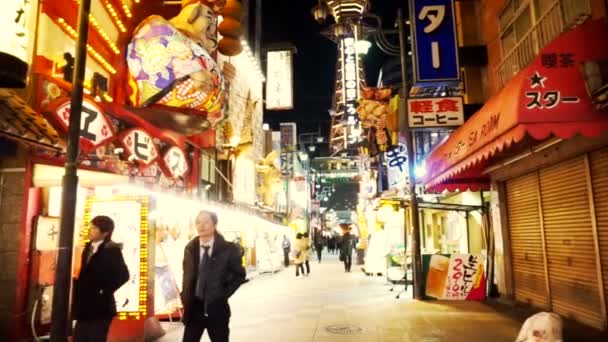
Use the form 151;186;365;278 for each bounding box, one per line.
424;20;608;330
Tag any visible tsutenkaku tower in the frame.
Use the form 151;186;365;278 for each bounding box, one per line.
324;0;369;154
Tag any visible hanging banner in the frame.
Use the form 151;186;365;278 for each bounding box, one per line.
161;146;189;179
119;128;159;167
408;97;464;128
409;0;460;82
266;49;294;110
422;254;486;300
47;97;116;153
386;144;408;189
0;0;31;62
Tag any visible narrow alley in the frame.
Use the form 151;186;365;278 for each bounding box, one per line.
158;253;521;342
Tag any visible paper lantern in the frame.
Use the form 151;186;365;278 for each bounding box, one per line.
218;37;243;56
222;0;243;18
219;17;243;37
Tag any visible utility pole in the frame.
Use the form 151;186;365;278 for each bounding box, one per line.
50;0;91;340
397;8;423;300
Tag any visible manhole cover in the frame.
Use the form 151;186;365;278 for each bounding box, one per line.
324;324;363;335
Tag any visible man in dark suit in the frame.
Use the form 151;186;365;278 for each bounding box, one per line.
182;210;247;342
72;215;130;342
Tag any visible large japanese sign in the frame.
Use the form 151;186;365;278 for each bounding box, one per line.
0;0;31;62
49;98;116;152
410;0;460;82
279;122;296;176
423;254;486;300
266;50;294;110
408;97;464;128
162;146;189;179
119;128;160;167
386;144;408;190
342;37;362;145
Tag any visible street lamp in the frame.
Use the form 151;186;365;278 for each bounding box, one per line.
311;0;330;24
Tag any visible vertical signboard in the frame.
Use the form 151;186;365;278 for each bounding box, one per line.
0;0;32;62
341;37;362;146
279;122;297;176
266;50;294;110
410;0;460;82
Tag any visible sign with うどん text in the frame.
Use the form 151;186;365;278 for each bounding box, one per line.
266;50;293;110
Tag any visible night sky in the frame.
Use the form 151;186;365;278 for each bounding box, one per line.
262;0;406;137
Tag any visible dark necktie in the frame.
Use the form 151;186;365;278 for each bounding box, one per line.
195;245;211;300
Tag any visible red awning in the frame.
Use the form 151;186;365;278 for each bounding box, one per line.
424;19;608;192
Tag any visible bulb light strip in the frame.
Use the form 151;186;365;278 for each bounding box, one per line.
120;1;133;18
240;39;266;83
57;18;117;74
104;1;127;33
71;0;120;54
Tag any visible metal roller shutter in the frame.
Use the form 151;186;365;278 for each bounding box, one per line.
590;147;608;329
539;156;604;329
506;172;549;309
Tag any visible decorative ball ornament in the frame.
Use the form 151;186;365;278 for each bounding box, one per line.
182;0;226;13
219;17;243;37
218;37;243;56
218;0;244;56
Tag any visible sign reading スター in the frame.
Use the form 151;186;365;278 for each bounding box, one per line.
266;50;294;110
409;0;460;82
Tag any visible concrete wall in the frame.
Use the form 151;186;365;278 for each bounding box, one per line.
0;142;28;338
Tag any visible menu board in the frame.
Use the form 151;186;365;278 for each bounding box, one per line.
86;196;148;319
422;254;486;300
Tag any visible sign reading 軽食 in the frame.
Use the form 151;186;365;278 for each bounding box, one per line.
410;0;460;82
266;50;293;110
408;97;464;128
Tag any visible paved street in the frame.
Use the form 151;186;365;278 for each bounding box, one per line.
157;252;522;341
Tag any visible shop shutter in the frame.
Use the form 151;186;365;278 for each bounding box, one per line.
590;147;608;329
539;156;604;329
506;172;549;309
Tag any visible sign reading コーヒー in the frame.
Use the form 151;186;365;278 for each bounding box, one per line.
410;0;460;82
408;97;464;128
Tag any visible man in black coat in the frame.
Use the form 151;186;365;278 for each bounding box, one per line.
72;215;130;342
181;210;247;342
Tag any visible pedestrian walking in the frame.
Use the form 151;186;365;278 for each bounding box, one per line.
282;235;291;267
72;215;129;342
313;232;325;263
181;210;247;342
293;233;306;277
303;232;312;275
339;224;355;273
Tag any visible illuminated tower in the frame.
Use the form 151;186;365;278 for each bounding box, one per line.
313;0;369;154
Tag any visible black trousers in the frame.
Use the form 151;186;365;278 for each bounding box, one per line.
283;249;290;267
316;247;322;262
183;299;230;342
343;253;352;272
73;318;113;342
295;263;304;276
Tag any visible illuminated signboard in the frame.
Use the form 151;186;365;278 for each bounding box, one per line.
0;0;31;62
266;50;294;110
162;146;189;179
120;128;160;167
84;196;149;320
51;97;116;152
341;37;362;146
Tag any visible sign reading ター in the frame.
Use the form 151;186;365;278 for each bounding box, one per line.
409;0;460;82
408;97;464;128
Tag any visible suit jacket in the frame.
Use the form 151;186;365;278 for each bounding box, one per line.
72;240;129;321
181;233;246;323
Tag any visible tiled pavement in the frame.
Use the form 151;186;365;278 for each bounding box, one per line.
156;253;522;341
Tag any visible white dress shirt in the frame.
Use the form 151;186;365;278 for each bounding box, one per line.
89;240;104;258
